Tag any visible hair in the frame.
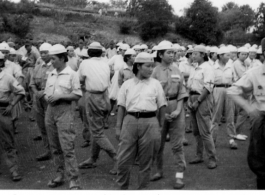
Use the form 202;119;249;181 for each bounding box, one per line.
156;50;166;63
55;52;68;63
123;54;132;63
185;52;192;59
237;52;249;58
133;62;144;75
88;49;102;57
201;52;209;62
209;52;215;59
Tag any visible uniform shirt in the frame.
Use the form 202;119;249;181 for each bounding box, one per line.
0;71;25;103
30;60;54;91
106;48;117;59
74;47;86;58
209;59;215;66
152;64;188;101
187;61;214;94
108;55;125;72
67;56;79;71
213;62;236;85
118;77;167;112
18;45;40;59
78;57;110;92
249;59;263;69
233;59;250;81
44;66;82;97
3;60;24;79
179;60;195;78
227;65;265;111
118;64;134;87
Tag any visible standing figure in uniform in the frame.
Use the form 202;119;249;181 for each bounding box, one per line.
115;52;167;190
44;44;82;189
0;51;25;182
187;45;217;169
78;42;117;175
227;38;265;189
30;43;53;161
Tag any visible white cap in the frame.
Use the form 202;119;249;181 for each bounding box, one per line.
152;46;158;51
123;44;130;50
9;48;17;55
151;51;157;58
210;46;219;53
119;44;128;50
186;48;194;53
88;42;102;50
228;45;237;53
40;43;52;52
49;44;67;55
134;52;154;63
102;47;106;52
81;49;89;57
238;47;249;53
206;46;211;52
157;41;173;50
133;45;141;50
252;44;258;49
249;47;257;53
0;42;10;51
173;44;181;51
141;44;148;50
0;51;4;59
116;42;123;47
125;49;136;55
180;46;186;51
217;47;230;55
193;45;207;53
66;46;74;50
245;43;251;49
257;48;262;54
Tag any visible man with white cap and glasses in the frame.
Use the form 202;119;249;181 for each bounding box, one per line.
30;42;53;161
78;42;117;175
210;47;239;150
0;51;25;182
44;44;82;189
115;52;167;189
150;41;188;189
187;45;217;169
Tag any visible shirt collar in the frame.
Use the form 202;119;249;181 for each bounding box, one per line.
133;77;150;84
51;66;72;76
161;64;173;71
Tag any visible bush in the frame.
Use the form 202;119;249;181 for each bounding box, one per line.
1;14;32;38
140;21;169;41
119;20;131;34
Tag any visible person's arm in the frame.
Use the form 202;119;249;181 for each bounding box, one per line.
158;105;166;128
115;106;126;141
118;69;124;88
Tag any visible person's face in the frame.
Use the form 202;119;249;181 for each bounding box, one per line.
68;49;75;57
249;52;257;60
181;50;185;57
220;53;230;64
0;50;9;60
211;52;218;61
50;55;63;69
25;45;32;53
128;54;136;64
138;62;155;79
79;40;84;48
230;52;237;60
101;51;106;57
238;52;248;61
192;52;203;63
160;50;174;65
110;43;114;49
120;49;126;56
8;54;16;62
40;51;50;63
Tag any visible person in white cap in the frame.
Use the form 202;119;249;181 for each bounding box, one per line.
108;43;127;119
187;45;217;169
209;46;218;66
30;42;53;162
179;46;187;62
140;44;148;52
74;38;86;58
18;39;40;60
106;41;117;59
232;47;249;140
133;44;142;55
115;52;167;190
0;51;25;182
66;46;79;71
210;47;241;150
44;44;82;189
227;45;238;65
101;47;109;63
150;41;188;189
78;42;117;175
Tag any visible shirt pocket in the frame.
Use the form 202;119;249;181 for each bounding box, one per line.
58;79;72;94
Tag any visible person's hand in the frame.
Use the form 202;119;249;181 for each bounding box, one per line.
47;95;62;104
187;99;193;110
246;106;260;118
2;105;13;116
36;91;44;99
170;110;180;119
165;113;173;122
115;126;121;141
191;100;199;111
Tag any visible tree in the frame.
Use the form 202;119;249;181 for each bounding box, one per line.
110;0;128;9
253;3;265;41
39;0;88;8
176;0;223;45
222;2;238;12
134;0;173;41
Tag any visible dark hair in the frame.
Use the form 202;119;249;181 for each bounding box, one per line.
56;52;68;63
201;52;208;62
124;54;131;63
185;53;192;59
156;50;166;63
88;49;102;57
209;52;215;59
133;62;144;75
237;52;249;58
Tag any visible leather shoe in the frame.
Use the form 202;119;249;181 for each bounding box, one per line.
33;136;42;141
81;141;90;148
173;178;185;189
36;153;51;161
78;159;96;169
183;138;189;146
189;158;203;164
150;172;163;181
207;160;217;169
229;140;238;150
12;171;22;182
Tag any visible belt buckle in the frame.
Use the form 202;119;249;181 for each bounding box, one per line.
135;112;140;118
166;97;170;101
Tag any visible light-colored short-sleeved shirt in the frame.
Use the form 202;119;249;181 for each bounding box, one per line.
152;64;188;101
67;56;79;71
44;66;82;97
213;62;236;84
30;59;54;90
233;59;250;81
108;55;125;72
18;46;40;59
0;71;25;103
227;65;265;111
74;47;87;58
179;61;195;78
78;57;110;92
118;65;134;88
106;48;117;59
187;61;214;94
3;60;24;79
118;77;167;112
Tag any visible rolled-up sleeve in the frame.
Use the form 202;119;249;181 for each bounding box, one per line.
203;66;214;93
71;72;82;97
117;82;126;107
227;72;253;95
156;81;167;108
10;77;25;96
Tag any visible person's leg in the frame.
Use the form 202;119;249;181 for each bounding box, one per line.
78;96;90;147
236;107;248;136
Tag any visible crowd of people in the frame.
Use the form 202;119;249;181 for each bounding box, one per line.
0;36;265;190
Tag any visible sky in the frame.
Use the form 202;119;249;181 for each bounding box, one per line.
11;0;263;15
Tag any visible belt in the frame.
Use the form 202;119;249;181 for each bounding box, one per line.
50;100;71;106
0;102;9;108
189;91;200;96
86;89;107;94
166;96;178;101
127;112;156;118
214;84;232;88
